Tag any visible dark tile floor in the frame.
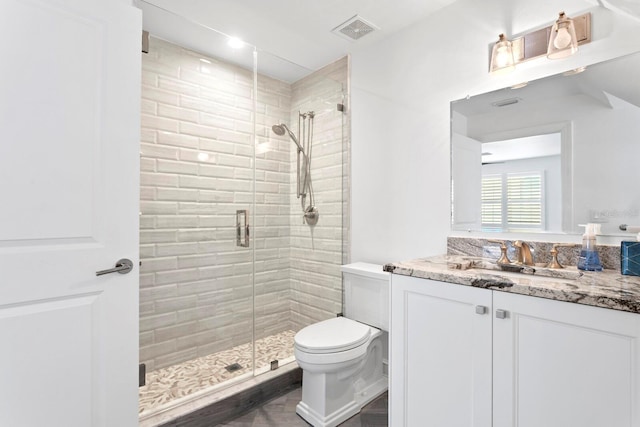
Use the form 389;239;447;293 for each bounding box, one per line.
216;387;388;427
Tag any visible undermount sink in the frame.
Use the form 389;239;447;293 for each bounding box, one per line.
448;258;583;281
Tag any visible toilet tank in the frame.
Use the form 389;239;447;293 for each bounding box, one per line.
342;262;390;331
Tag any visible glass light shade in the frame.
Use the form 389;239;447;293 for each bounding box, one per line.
547;12;578;59
490;34;515;74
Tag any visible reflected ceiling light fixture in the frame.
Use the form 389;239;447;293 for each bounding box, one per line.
563;65;587;76
490;33;516;74
487;12;591;74
547;12;579;59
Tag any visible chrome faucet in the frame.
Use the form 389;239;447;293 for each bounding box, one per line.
513;241;535;266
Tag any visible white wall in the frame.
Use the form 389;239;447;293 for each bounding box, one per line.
572;98;640;234
350;0;640;263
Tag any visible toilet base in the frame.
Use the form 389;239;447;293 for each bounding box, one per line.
295;375;387;427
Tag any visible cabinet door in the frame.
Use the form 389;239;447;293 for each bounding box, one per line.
493;291;640;427
390;275;492;427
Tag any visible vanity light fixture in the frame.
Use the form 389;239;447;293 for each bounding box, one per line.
490;33;516;74
488;12;591;74
547;12;579;59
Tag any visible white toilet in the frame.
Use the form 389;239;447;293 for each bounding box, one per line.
294;262;390;427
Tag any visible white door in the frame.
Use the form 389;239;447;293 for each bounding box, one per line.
390;275;492;427
0;0;141;426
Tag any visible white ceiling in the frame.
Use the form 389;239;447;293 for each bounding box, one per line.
136;0;640;82
453;49;640;118
136;0;459;81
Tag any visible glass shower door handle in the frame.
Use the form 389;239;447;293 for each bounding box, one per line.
236;210;249;247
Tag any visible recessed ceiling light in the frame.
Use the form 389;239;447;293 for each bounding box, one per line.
227;37;245;49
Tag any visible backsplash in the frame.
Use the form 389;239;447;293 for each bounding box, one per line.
447;237;621;271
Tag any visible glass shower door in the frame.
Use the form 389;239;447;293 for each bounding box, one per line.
136;1;349;418
137;6;258;414
253;50;348;373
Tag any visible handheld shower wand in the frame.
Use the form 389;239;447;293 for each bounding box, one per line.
273;122;305;199
271;124;303;152
271;113;319;225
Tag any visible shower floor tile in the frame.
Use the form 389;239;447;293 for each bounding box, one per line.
139;330;297;415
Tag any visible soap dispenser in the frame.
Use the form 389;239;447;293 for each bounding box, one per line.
577;223;603;271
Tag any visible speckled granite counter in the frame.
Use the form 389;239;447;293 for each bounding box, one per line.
384;255;640;314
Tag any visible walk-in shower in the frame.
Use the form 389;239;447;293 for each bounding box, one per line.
272;111;319;226
136;2;348;424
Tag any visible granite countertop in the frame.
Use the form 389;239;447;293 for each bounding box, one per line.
384;255;640;314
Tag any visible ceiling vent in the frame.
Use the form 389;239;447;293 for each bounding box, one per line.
331;15;378;41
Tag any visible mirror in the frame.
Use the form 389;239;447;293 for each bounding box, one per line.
451;51;640;236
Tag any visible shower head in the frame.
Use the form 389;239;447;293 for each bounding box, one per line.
271;124;286;136
272;123;303;151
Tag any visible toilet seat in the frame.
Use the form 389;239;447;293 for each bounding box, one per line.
294;317;371;354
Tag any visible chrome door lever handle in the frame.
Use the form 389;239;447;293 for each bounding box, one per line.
96;258;134;276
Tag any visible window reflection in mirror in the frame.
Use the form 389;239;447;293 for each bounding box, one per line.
451;51;640;236
481;134;561;233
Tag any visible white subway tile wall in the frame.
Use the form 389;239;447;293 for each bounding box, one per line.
288;58;347;329
140;37;348;372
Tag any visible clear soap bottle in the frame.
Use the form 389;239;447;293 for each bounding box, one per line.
577;223;603;271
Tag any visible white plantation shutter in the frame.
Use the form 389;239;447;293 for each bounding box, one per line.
481;175;503;230
482;171;544;231
507;173;543;227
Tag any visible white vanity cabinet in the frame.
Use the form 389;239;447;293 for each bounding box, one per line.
493;290;640;427
390;274;640;427
389;274;493;427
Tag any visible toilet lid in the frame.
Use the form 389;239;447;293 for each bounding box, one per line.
294;317;371;354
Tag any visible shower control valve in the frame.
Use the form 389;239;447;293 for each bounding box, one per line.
304;206;319;226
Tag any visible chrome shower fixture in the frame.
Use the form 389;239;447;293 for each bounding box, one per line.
272;123;303;152
271;111;318;225
271;124;285;135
